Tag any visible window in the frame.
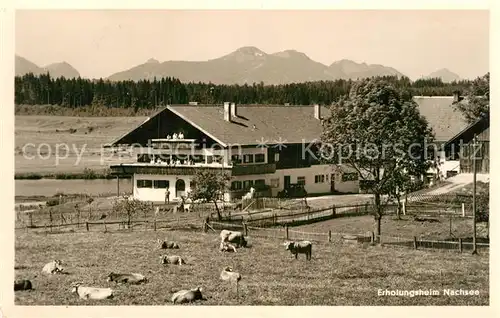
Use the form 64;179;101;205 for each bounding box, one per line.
206;155;213;164
243;180;254;189
270;178;280;188
137;179;152;188
213;155;223;163
314;175;325;183
254;179;266;189
297;176;306;185
231;181;242;190
243;154;254;163
231;154;242;164
255;153;265;163
153;180;169;189
342;172;359;182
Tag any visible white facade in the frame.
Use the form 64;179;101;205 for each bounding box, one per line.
131;163;360;202
129;140;360;202
427;150;460;180
133;173;194;202
230;164;359;197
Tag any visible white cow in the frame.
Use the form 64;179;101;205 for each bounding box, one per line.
242;187;255;200
42;260;64;274
220;229;247;248
71;282;114;300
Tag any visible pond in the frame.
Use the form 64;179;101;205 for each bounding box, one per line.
15;178;133;198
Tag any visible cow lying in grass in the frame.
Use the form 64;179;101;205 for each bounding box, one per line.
42;260;64;274
171;287;205;304
220;266;242;296
283;241;313;261
14;279;32;291
160;255;187;265
219;241;237;253
157;239;180;249
71;282;114;300
106;272;147;284
220;229;247;248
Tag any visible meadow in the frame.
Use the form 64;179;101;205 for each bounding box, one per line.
15;115;146;174
14;212;489;306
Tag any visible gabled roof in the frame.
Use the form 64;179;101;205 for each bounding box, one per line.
108;96;468;147
412;96;468;141
168;105;330;145
445;113;490;146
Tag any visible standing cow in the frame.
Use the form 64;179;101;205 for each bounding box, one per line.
283;241;313;261
220;229;247;248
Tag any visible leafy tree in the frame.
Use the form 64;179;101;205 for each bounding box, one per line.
453;72;489;123
112;196;151;228
321;78;434;239
189;169;230;221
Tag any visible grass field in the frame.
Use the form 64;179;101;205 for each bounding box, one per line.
14;226;489;306
295;214;488;240
15;115;146;173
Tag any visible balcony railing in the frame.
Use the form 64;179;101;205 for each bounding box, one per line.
110;162;277;177
110;163;231;176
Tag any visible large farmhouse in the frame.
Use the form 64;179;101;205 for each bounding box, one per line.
108;95;475;203
108;103;356;202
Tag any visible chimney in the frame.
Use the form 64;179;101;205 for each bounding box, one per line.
314;104;321;120
224;102;231;122
230;102;237;117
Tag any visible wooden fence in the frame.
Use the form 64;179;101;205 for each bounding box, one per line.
208;221;489;253
213;201;464;228
16;213;205;234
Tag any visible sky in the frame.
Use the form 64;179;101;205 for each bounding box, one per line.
15;9;489;80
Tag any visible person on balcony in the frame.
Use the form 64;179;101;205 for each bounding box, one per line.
178;132;184;139
172;133;178;139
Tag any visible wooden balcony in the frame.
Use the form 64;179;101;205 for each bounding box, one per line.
231;163;276;176
110;162;276;177
110;163;231;176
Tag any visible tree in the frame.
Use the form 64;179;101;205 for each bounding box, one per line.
112;196;151;229
453;72;489;124
189;169;230;221
321;78;434;239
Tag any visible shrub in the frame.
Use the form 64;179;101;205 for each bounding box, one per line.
82;168;97;179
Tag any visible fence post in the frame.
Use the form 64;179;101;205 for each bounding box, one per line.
29;212;33;228
371;231;375;244
243;223;248;236
154;218;157;231
413;236;417;250
332;207;336;218
49;208;53;232
86;222;89;232
328;230;332;243
459;238;463;253
402;201;406;215
449;216;452;236
103;220;107;233
285;225;289;240
461;203;465;217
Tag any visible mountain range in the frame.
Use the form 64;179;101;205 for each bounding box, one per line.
15;55;80;79
15;47;463;84
424;68;461;83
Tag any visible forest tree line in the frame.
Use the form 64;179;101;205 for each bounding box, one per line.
15;73;475;110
